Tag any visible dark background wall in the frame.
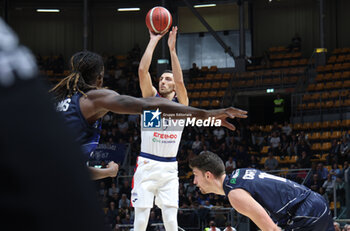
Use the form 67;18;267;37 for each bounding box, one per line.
1;0;350;67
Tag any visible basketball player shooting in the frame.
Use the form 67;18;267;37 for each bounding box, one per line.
190;152;334;231
131;25;208;231
50;51;247;181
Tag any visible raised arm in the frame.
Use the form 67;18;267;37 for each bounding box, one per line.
86;89;247;131
138;31;167;98
168;26;188;106
228;189;281;231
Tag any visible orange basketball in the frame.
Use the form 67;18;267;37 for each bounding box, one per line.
145;6;172;34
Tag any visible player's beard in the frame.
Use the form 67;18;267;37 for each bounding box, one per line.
159;87;174;96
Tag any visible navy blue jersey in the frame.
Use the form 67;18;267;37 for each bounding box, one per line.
56;93;102;158
223;168;312;227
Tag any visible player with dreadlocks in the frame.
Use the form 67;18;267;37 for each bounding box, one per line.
50;51;247;180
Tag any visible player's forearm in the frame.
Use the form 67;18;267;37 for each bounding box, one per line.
88;167;114;180
139;40;158;74
170;50;184;84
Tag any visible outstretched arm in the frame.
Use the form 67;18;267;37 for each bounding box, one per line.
138;31;167;98
88;89;247;131
88;161;119;180
228;189;281;231
168;26;188;106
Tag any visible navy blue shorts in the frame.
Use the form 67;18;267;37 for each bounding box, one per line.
285;192;334;231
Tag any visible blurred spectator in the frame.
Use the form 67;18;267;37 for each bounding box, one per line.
264;152;278;170
192;134;202;154
107;201;119;227
119;180;132;199
189;63;200;79
281;121;292;136
289;33;301;51
328;139;340;165
334;222;341;231
317;163;329;180
273;94;285;123
269;131;280;154
109;182;119;197
330;163;341;181
223;223;237;231
118;194;130;209
186;180;197;197
339;136;350;163
225;156;236;174
308;174;322;192
288;134;298;156
322;174;334;194
296;151;311;168
213;127;225;142
205;220;221;231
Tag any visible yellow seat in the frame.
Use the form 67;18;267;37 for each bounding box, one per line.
344;80;350;88
307;84;316;91
341;119;350;127
217;90;225;97
199;91;209;98
191;92;200;98
194;82;203;89
321;142;332;151
314;83;325;91
310;132;321;140
210;100;220;108
220;81;229;89
214;73;223;80
315;74;324;82
307;102;316;110
208;91;217;98
342;99;350;107
330;120;341;128
320;132;331;140
201;66;209;72
324;82;334;90
190;100;199;107
288;156;298;164
334;81;342;89
321;92;330;100
311;143;321;150
200;100;210;107
260;157;268;165
302;122;312;130
320;121;330;129
330;131;341;139
311;121;321;129
302;94;312;101
223;73;231;80
333;72;342;80
324;101;334;108
310;93;321;100
261;146;270;154
187;83;195;90
206;74;214;80
329;201;341;210
212;82;220;89
329;91;340;99
209;65;218;72
340;90;349;97
202;82;212;89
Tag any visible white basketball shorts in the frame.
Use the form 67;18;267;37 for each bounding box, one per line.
131;156;179;209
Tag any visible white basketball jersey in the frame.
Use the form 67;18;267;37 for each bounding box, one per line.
140;116;184;158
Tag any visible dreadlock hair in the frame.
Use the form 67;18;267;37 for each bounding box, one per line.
50;51;104;101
